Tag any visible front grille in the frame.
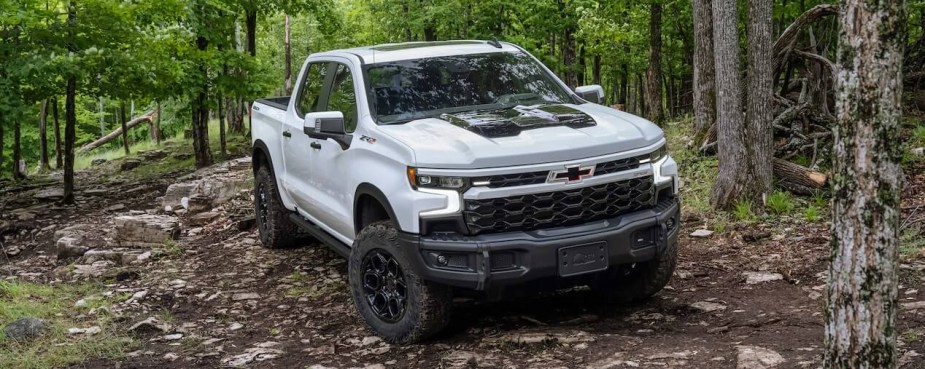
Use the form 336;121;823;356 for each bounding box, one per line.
474;171;547;188
463;176;656;235
472;157;643;188
594;157;641;175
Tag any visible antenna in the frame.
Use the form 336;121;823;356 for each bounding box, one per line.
488;37;502;49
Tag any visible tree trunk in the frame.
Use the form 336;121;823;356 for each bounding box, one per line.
692;0;716;138
284;14;292;94
154;102;161;145
63;2;77;204
0;115;4;175
119;100;130;155
562;27;576;87
637;73;646;115
218;96;227;157
192;33;213;169
53;96;62;168
620;60;629;105
39;99;50;171
824;0;904;367
245;5;256;57
710;0;759;209
13;119;24;180
645;3;664;124
744;0;774;203
593;54;602;86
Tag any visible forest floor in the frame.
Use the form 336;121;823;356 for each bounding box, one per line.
1;126;925;369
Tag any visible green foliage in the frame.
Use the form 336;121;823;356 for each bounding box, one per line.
766;191;795;215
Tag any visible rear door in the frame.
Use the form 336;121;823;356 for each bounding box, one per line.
281;61;332;215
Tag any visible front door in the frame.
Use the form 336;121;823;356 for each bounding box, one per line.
282;61;330;216
307;62;360;238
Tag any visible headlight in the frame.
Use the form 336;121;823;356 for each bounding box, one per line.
407;167;469;190
645;144;669;163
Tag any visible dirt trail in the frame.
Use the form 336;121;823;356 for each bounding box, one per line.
2;155;924;369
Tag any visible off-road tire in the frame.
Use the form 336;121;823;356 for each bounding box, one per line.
254;165;304;249
348;221;452;344
592;240;678;303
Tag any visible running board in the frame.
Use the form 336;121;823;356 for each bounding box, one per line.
288;214;351;258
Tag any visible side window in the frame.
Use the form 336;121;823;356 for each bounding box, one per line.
325;64;359;133
297;63;327;117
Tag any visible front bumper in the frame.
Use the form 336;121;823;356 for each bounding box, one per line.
397;197;680;298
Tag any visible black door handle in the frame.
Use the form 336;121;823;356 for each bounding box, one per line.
282;130;292;138
310;142;322;150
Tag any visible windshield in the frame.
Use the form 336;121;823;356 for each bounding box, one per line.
365;52;573;124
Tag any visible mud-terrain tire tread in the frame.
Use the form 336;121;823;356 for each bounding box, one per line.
254;165;303;249
349;221;452;344
594;240;678;303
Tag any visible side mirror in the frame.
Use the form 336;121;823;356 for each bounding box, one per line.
575;85;605;104
303;111;352;149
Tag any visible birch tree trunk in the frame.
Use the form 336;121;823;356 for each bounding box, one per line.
13;119;24;180
645;3;663;124
692;0;716;138
824;0;905;366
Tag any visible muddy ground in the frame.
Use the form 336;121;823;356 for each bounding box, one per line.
1;152;924;369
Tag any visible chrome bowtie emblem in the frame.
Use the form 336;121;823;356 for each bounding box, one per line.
548;164;595;183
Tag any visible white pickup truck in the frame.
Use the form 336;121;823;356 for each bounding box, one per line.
250;40;680;344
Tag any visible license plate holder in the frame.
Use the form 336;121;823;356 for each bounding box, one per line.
558;242;608;277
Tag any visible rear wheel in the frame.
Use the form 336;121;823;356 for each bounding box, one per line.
348;221;452;344
254;165;306;249
591;240;678;303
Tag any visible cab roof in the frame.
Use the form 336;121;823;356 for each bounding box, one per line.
309;40;522;65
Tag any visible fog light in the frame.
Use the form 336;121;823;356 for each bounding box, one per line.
666;217;676;230
436;254;448;266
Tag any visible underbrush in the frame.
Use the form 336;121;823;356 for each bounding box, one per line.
664;118;830;232
0;281;134;369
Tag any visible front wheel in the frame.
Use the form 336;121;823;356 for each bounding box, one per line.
591;240;678;303
348;221;452;344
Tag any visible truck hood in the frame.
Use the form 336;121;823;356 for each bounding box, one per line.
377;103;664;168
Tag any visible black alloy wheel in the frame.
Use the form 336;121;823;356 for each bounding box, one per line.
361;249;408;322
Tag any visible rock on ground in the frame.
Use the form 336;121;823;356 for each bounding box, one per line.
161;158;251;213
690;229;714;238
114;214;180;248
3;317;48;341
736;345;785;369
743;271;784;285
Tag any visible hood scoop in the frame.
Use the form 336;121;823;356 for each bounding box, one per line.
440;104;596;138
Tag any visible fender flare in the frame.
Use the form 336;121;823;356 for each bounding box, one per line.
354;183;400;233
252;139;275;177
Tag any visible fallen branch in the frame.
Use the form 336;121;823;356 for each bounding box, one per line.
78;110;157;153
773;158;827;195
772;4;839;73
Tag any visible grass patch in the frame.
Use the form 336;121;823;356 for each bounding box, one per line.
733;200;758;223
0;281;134;369
900;227;925;259
803;205;823;223
766;191;796;215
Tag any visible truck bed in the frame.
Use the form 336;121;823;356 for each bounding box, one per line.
255;96;290;111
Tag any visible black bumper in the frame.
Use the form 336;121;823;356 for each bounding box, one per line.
398;197;680;297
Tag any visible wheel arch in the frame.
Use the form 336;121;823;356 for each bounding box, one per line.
252;139;274;176
354;183;400;234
